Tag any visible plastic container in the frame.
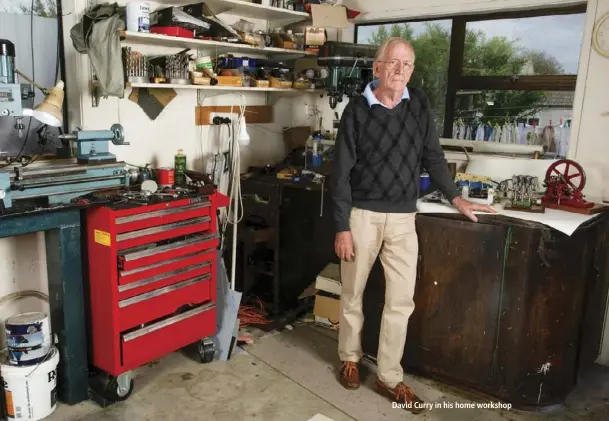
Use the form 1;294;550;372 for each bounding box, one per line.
1;346;60;421
5;312;52;367
126;2;150;33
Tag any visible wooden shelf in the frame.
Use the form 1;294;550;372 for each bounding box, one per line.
158;0;311;24
127;82;323;95
120;31;314;59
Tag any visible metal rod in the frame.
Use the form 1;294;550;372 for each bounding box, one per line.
12;174;126;190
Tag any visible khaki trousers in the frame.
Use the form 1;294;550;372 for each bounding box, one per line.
338;207;418;388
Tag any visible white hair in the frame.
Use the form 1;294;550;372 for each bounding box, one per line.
374;37;416;62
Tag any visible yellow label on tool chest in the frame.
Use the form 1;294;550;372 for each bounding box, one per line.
94;229;111;246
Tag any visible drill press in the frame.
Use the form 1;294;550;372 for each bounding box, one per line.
317;41;378;109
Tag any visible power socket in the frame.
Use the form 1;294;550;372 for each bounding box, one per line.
211;112;239;125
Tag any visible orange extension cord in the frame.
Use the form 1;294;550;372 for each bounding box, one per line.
238;296;272;328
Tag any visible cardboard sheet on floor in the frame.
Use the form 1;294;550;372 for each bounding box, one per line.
212;251;242;361
307;414;336;421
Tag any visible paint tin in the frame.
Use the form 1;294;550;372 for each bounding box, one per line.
5;312;52;367
156;167;175;188
1;346;59;420
126;2;150;33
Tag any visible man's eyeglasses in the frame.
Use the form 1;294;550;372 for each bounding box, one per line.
379;59;414;70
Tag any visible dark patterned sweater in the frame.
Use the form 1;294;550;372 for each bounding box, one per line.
331;87;460;232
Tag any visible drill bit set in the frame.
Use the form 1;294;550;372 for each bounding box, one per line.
146;49;193;85
165;49;192;84
122;47;149;83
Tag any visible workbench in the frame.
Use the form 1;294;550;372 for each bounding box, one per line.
0;202;91;405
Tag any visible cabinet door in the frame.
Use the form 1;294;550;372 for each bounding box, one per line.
406;215;508;388
362;214;508;390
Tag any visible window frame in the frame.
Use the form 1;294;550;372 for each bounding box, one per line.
354;3;587;138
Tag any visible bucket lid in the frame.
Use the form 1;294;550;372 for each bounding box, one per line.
5;312;47;325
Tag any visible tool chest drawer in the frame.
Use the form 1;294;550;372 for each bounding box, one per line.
121;303;216;370
85;193;226;377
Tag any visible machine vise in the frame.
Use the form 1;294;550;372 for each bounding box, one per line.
317;41;378;109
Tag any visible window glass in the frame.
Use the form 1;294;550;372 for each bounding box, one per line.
463;14;586;76
357;20;452;133
453;89;573;156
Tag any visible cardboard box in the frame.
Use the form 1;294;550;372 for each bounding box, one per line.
313;263;342;330
314;292;340;330
315;263;341;295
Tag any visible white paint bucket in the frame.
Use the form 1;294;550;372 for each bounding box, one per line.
5;313;52;367
126;2;150;33
1;346;59;421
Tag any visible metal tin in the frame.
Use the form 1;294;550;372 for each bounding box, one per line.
174;149;186;187
5;312;52;366
156;167;174;188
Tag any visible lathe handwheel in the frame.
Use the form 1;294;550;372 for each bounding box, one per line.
545;159;586;191
110;123;125;145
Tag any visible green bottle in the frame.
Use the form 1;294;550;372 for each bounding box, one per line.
174;149;186;187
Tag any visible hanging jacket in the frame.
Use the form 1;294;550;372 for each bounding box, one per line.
70;3;125;98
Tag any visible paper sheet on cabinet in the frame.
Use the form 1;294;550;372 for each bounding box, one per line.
417;199;600;236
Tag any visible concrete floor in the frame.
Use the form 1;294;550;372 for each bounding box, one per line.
46;324;609;421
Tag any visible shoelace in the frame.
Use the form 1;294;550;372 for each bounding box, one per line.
342;362;357;379
395;383;416;402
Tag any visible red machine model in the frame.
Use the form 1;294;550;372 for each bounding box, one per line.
542;159;608;214
85;190;228;403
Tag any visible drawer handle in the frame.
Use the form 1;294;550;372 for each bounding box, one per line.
119;274;211;308
120;233;219;261
118;262;211;293
117;217;211;242
119;247;216;277
116;202;211;224
122;302;215;342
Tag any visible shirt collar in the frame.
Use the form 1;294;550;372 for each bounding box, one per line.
362;79;410;108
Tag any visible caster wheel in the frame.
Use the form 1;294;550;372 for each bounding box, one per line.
104;372;134;402
198;338;215;363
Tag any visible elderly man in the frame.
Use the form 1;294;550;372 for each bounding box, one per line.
331;37;495;411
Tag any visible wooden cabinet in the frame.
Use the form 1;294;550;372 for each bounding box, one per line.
362;213;609;410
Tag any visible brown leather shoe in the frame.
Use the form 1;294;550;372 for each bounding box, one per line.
375;378;425;414
339;361;360;389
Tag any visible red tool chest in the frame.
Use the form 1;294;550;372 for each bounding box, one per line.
85;192;228;379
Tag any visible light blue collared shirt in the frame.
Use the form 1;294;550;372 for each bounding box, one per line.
362;79;409;108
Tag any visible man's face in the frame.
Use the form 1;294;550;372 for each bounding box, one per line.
374;42;415;93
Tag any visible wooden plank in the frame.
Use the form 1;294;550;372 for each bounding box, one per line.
195;105;273;126
442;18;466;138
458;75;577;91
